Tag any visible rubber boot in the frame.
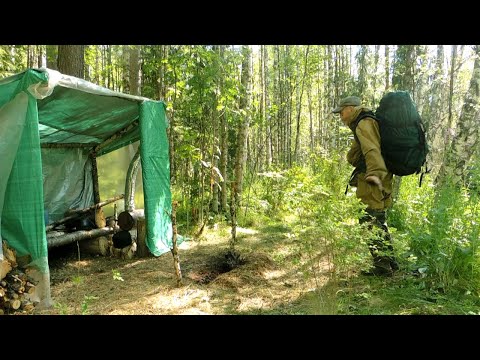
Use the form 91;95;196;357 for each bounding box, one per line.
360;209;397;275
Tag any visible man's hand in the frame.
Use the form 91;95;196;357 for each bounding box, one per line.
365;175;384;192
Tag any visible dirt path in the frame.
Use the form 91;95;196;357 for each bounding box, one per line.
35;224;333;315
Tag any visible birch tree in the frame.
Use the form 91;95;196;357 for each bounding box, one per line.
437;46;480;186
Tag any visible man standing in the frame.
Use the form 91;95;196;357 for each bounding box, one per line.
333;96;399;276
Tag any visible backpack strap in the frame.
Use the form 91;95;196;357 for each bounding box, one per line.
350;111;377;139
349;110;376;173
344;111;378;194
345;166;366;195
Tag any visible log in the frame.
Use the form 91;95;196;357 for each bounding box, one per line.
45;194;124;232
79;236;110;256
25;282;35;295
6;299;21;310
2;240;17;267
0;260;12;281
7;290;19;299
118;211;135;231
21;300;35;313
95;208;106;228
136;217;149;257
118;209;144;231
47;227;115;248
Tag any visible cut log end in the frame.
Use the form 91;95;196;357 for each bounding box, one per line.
118;211;135;231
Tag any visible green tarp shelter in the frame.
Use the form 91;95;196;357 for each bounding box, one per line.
0;68;175;307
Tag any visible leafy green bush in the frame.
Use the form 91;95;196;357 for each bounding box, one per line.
390;175;480;294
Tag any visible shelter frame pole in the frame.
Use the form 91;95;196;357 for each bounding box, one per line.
90;151;101;204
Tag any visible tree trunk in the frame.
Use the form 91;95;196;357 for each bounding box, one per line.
264;45;272;169
219;49;228;212
385;45;390;92
107;45;112;88
129;45;141;95
446;45;458;140
169;57;177;185
230;46;251;250
233;45;251;207
372;45;380;105
414;46;427;113
390;45;416;201
57;45;85;78
357;45;368;95
424;45;446;174
392;45;415;93
437;45;480;186
294;46;310;163
37;45;44;68
211;46;221;214
46;45;57;70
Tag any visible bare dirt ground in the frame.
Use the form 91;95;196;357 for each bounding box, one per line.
34;224;334;315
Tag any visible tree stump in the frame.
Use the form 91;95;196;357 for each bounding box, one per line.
136;217;150;257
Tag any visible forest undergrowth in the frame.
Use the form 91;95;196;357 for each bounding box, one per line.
36;156;480;315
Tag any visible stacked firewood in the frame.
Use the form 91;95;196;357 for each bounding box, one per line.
0;241;37;315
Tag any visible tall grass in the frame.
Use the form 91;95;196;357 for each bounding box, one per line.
246;152;480;301
249;153;375;280
390;175;480;294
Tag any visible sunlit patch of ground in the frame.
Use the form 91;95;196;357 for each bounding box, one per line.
36;224;332;315
236;227;259;235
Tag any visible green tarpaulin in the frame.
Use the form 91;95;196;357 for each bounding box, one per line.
0;68;176;307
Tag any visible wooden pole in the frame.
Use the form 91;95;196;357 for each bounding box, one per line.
41;143;97;148
171;201;182;287
90;151;100;205
94;121;139;155
230;181;237;251
45;194;124;232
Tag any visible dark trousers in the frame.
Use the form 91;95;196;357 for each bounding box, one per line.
360;209;398;270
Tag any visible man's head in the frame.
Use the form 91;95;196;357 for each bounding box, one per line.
332;96;361;114
332;96;361;122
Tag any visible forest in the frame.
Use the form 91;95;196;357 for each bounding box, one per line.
1;45;480;315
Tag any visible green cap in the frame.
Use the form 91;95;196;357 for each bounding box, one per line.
332;96;361;113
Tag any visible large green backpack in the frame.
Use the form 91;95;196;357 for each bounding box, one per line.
353;91;428;176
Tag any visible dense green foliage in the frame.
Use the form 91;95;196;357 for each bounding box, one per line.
235;154;480;314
